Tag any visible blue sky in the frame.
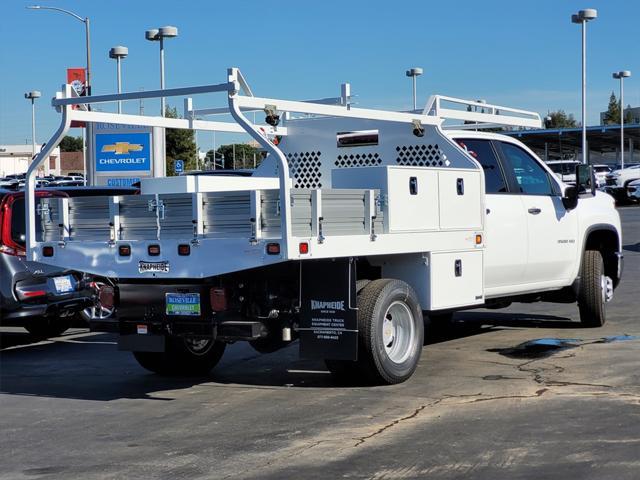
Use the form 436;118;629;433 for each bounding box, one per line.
1;0;638;150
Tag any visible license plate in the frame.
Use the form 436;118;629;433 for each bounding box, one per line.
139;261;170;273
166;293;201;316
52;275;74;294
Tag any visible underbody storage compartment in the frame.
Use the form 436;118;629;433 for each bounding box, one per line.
378;250;484;311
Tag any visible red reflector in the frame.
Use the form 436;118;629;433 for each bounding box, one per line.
42;246;54;257
98;286;115;309
266;243;280;255
148;245;160;256
118;245;131;256
178;244;190;256
210;287;227;312
23;290;47;298
299;242;309;254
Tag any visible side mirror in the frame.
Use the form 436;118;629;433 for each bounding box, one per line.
576;164;596;195
562;185;579;210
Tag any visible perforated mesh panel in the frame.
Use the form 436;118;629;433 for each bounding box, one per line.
286;151;322;189
396;144;449;167
334;153;382;168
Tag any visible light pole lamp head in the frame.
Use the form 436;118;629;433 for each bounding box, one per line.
24;91;41;100
406;67;423;78
620;70;631;78
159;26;178;38
579;8;598;21
109;45;128;59
145;29;159;41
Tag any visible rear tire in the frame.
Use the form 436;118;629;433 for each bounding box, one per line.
578;249;608;327
133;336;226;376
326;279;424;385
25;317;71;339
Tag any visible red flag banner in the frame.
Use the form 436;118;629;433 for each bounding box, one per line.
67;68;87;128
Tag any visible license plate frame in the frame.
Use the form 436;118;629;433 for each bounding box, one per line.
52;275;74;294
165;292;201;316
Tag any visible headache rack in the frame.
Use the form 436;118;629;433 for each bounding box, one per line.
25;67;542;280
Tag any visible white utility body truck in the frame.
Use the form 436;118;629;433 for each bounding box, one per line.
24;68;623;384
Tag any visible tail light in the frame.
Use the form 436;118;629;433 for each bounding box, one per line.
210;287;227;312
266;243;280;255
42;246;54;257
118;245;131;256
178;244;190;256
148;244;160;256
15;286;47;301
98;285;115;309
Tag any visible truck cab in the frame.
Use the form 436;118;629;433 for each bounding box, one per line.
450;132;621;305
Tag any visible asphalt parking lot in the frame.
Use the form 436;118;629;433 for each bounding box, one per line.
1;206;639;480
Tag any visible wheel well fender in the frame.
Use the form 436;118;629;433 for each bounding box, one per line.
582;225;621;287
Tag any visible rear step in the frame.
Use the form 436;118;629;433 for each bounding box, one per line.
217;320;266;341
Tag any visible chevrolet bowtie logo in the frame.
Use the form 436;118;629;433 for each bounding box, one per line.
101;142;144;155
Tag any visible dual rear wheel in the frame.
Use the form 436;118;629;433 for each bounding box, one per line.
325;278;424;385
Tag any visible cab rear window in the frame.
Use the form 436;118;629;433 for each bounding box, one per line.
9;199;42;247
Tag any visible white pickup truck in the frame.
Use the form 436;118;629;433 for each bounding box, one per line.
24;69;623;384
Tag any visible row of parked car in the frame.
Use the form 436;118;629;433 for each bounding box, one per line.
0;184;136;338
546;160;640;203
0;173;86;189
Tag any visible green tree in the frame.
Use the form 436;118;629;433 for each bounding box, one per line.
602;91;621;125
59;135;83;152
207;143;262;169
624;104;634;124
164;106;197;175
545;110;577;128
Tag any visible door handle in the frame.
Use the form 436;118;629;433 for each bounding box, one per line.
528;207;542;215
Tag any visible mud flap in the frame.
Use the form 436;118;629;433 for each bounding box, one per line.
299;258;358;361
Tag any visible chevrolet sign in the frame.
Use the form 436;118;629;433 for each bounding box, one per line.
95;132;151;172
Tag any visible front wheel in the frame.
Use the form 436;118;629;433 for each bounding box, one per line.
578;249;611;327
133;336;226;376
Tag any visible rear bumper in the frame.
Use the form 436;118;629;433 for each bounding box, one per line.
1;293;94;324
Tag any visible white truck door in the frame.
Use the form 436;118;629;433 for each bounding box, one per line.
455;139;527;290
497;141;579;284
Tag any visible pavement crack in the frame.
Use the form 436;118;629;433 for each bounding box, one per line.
353;400;441;447
466;388;549;403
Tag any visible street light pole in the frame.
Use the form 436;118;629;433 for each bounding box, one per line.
405;68;423;111
613;70;631;169
571;8;597;165
27;5;92;183
146;26;178;116
27;6;91;93
24;91;41;163
109;46;128;113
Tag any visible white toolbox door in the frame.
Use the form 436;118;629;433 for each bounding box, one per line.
430;250;484;310
438;170;483;230
387;168;439;232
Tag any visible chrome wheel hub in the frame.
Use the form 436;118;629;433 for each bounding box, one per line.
602;275;614;303
184;337;213;355
382;301;415;364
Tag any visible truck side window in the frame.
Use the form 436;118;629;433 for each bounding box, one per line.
456;139;507;193
499;142;554;196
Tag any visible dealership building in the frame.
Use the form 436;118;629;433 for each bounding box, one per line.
0;145;61;177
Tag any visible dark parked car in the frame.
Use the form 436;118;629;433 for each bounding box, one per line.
0;186;137;338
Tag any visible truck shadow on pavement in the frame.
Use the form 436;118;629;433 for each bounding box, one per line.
0;310;574;398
